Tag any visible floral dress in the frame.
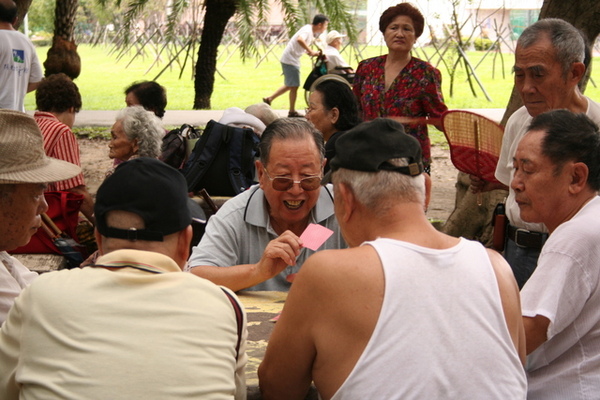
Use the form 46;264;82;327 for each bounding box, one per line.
353;55;447;169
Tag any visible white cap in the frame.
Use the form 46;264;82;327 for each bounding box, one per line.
326;30;346;45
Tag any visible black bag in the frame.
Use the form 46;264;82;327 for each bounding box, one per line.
303;54;328;91
159;124;200;169
182;120;259;196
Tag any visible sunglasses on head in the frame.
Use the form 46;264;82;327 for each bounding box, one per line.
263;168;322;192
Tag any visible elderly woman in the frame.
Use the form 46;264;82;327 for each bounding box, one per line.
306;79;362;172
107;106;164;174
352;2;447;173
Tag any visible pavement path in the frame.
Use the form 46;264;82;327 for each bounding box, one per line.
27;108;505;127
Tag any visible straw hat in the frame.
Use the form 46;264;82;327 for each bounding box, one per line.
0;109;81;184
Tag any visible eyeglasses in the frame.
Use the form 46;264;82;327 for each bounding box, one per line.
305;107;322;115
263;168;322;191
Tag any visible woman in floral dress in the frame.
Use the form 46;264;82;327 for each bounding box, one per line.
353;3;447;173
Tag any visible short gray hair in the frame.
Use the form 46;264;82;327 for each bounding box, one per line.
115;105;164;158
518;18;585;79
332;158;426;213
258;118;324;166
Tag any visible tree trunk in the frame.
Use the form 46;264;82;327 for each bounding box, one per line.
500;0;600;126
193;0;237;109
14;0;32;30
44;0;82;79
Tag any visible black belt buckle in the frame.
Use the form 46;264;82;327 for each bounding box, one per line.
514;228;543;249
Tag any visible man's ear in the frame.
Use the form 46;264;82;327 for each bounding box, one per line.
337;182;356;222
569;162;589;194
176;225;193;270
569;62;586;86
256;160;265;188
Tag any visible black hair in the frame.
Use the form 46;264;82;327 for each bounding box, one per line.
312;14;329;25
528;109;600;191
0;0;17;23
124;81;167;119
314;79;362;132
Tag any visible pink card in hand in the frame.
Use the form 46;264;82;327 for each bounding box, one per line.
300;223;334;251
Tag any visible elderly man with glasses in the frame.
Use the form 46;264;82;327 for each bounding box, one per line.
189;118;346;291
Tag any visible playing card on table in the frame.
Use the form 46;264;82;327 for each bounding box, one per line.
300;223;334;251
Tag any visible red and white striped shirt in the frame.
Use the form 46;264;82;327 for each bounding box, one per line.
34;111;85;191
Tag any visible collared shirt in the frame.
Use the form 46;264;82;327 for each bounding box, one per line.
188;184;346;291
0;251;37;326
0;248;247;400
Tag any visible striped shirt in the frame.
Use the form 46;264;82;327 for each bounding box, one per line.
34;111;85;191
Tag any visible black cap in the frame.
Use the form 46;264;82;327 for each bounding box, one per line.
330;118;424;176
95;158;205;242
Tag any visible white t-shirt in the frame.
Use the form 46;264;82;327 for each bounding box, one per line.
0;30;43;112
495;98;600;231
0;251;37;325
522;196;600;399
280;24;314;67
324;45;350;73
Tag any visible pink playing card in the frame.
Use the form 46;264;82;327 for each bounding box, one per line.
300;223;334;251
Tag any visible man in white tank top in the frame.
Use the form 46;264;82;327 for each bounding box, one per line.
259;118;527;399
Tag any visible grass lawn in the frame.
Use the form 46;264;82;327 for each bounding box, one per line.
29;43;600;145
25;43;600;112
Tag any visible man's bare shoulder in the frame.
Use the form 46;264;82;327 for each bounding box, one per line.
294;245;382;290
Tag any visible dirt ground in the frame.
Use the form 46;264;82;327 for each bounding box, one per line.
78;138;460;222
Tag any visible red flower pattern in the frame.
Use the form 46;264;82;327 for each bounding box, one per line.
353;55;447;168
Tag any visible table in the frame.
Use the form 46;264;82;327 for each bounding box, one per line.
237;291;318;400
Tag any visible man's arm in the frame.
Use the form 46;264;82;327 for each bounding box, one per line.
27;81;41;93
486;249;527;364
258;256;320;399
297;36;319;57
66;185;95;226
190;230;301;292
523;315;550;355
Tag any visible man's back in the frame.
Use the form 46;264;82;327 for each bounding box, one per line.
0;30;43;111
324;238;526;399
0;249;245;399
263;237;525;399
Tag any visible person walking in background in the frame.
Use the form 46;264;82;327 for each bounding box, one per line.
263;14;329;118
352;3;446;174
0;0;43;111
35;73;95;226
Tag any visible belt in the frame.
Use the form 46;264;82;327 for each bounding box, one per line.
507;225;548;250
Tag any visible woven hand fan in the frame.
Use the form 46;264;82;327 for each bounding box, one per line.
441;110;504;184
